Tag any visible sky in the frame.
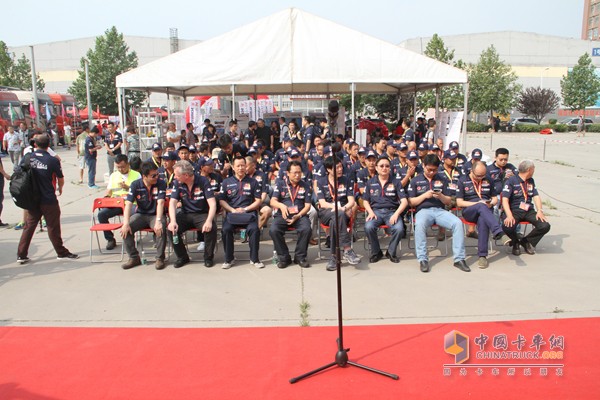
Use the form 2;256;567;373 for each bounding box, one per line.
4;0;585;47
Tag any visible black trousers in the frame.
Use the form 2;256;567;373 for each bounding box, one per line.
502;208;551;247
18;203;70;258
123;213;167;260
222;217;260;263
172;212;217;261
317;208;351;255
269;215;311;261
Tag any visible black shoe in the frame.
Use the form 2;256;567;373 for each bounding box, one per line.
278;258;292;269
369;251;384;263
174;257;190;268
493;232;506;241
57;253;79;260
453;260;471;272
17;256;30;265
0;221;9;227
420;261;430;273
385;251;400;263
204;259;214;268
512;243;521;256
294;258;311;268
325;236;331;248
521;239;536;255
106;239;117;250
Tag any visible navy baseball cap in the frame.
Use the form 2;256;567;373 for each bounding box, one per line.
198;157;214;167
444;149;458;160
188;145;197;153
398;142;408;151
387;140;397;148
178;144;189;151
248;147;257;155
449;141;459;149
366;150;378;159
407;150;419;160
358;146;367;154
256;142;264;149
162;151;177;161
288;147;301;158
323;146;333;156
152;143;162;151
471;148;483;159
430;144;440;151
417;142;429;151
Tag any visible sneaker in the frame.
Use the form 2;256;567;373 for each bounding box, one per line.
196;242;205;251
17;257;30;264
0;221;9;227
14;222;24;230
88;185;99;189
343;249;361;265
326;257;337;271
222;260;234;269
478;256;489;269
251;260;265;269
57;253;79;260
106;239;117;250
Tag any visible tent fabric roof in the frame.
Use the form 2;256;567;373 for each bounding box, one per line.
116;8;467;96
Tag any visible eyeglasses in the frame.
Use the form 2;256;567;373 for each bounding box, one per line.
378;165;391;169
474;173;486;179
148;173;159;178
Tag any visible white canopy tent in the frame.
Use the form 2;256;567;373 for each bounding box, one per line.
116;8;469;144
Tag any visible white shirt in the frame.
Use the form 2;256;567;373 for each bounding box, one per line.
166;130;181;149
4;131;22;152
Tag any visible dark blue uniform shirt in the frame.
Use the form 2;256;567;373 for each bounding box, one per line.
456;174;496;202
29;149;63;205
407;172;450;213
84;136;98;159
502;175;539;211
487;162;518;194
271;178;312;216
105;132;123;155
396;164;423;187
220;175;261;209
126;178;167;214
315;176;353;207
363;176;406;210
170;174;215;213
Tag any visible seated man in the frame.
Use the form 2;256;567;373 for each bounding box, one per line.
456;161;507;269
363;157;408;263
120;161;167;270
501;160;551;256
407;154;469;273
315;156;362;271
269;161;312;269
99;154;141;250
168;161;218;268
245;156;272;231
219;156;263;269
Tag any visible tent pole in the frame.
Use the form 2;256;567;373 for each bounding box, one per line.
413;87;417;128
117;87;124;134
462;83;469;150
351;83;355;139
231;85;236;120
396;93;401;125
435;85;440;139
166;89;171;122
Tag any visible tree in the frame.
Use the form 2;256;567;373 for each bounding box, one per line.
516;87;560;124
468;45;521;116
339;93;414;122
560;53;600;116
418;34;465;111
68;27;146;115
0;40;45;91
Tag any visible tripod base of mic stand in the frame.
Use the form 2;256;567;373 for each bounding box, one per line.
289;345;399;384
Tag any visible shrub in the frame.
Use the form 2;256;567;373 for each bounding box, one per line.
467;121;488;132
549;119;557;124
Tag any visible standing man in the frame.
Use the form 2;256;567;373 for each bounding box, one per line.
99;154;141;250
120;160;168;270
217;134;247;178
255;119;273;151
104;122;123;175
0;156;10;226
315;156;362;271
279;117;289;144
166;123;181;149
16;134;79;264
125;126;141;161
501;160;551;256
407;154;468;273
3;125;22;169
18;122;30;156
363;157;408;263
185;122;197;146
168;161;218;268
456;161;506;268
75;125;89;184
219;156;263;269
269;161;312;268
84;127;102;189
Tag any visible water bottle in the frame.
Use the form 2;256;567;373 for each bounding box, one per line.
172;233;179;245
141;250;147;265
272;251;278;265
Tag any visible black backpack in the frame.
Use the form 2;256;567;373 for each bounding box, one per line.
10;153;41;210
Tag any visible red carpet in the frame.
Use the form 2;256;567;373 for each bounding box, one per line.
0;318;598;399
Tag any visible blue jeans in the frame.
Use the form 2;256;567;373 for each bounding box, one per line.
365;209;404;257
86;158;97;186
414;207;465;262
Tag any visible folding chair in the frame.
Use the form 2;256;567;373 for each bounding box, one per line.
316;212;355;260
89;197;125;263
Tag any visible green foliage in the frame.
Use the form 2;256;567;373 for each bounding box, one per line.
511;123;568;132
516;87;560;124
338;93;414;121
418;34;466;111
468;45;522;115
560;53;600;114
583;123;600;132
68;27;146;115
466;121;488;132
549;118;557;124
0;41;45;91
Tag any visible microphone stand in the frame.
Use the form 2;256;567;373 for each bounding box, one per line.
289;150;398;384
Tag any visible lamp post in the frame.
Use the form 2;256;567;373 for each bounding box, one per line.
540;67;550;89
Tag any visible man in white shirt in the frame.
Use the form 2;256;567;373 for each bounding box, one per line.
166;123;181;150
3;125;22;168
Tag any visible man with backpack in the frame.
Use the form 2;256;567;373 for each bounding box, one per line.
15;134;79;264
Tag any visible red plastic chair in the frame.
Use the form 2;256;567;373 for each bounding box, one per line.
89;197;125;262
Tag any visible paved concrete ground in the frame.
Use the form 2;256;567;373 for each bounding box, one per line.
1;131;599;328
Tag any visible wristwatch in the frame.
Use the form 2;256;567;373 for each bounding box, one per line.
243;207;247;212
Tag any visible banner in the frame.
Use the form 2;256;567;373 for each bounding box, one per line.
438;111;464;150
